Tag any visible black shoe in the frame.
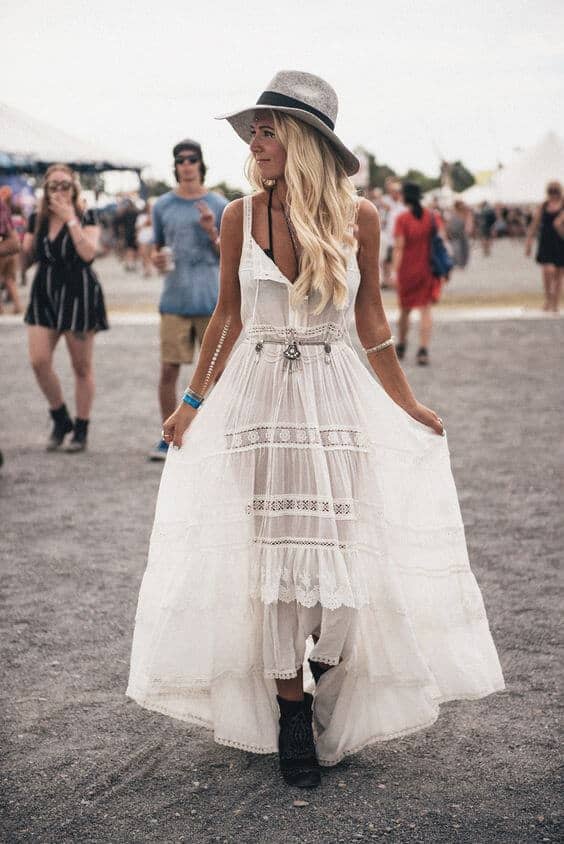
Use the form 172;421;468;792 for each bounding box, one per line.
46;405;74;451
277;693;321;789
416;347;429;366
395;342;406;360
308;658;331;685
65;418;89;453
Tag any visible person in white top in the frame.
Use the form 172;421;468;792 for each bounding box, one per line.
381;177;406;288
127;71;505;790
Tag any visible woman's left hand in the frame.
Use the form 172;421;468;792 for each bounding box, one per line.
49;194;76;224
406;401;445;436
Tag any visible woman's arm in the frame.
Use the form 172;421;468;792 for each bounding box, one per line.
355;199;443;435
390;234;405;287
525;205;542;256
0;229;20;257
163;199;245;447
67;220;99;263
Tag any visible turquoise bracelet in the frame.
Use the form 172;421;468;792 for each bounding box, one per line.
182;392;202;409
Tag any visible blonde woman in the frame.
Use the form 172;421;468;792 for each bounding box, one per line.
23;164;108;452
127;72;504;788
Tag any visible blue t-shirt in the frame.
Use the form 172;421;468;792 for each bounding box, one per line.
153;190;228;316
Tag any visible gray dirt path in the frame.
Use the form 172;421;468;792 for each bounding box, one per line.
1;315;563;844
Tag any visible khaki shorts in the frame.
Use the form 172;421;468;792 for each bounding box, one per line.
160;313;210;365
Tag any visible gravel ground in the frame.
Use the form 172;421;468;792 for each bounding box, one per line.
1;312;562;843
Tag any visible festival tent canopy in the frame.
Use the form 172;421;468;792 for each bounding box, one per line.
0;102;146;175
489;132;564;205
459;183;496;206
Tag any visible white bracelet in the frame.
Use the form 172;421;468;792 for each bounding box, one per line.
67;218;79;228
364;336;395;355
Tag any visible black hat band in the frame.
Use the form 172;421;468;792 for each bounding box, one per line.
255;91;335;131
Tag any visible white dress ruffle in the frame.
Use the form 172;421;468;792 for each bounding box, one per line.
127;195;504;765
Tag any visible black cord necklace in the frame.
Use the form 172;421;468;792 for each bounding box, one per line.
267;186;300;270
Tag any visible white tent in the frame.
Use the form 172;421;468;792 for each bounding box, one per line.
489;132;564;205
0;102;145;173
423;184;457;207
459;182;496;206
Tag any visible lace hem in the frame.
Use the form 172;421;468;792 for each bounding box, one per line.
126;684;505;765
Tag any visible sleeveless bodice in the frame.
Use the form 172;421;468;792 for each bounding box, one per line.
238;194;361;338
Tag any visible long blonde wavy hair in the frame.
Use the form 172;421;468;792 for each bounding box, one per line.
245;112;357;314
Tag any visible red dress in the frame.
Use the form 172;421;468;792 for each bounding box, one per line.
394;208;443;309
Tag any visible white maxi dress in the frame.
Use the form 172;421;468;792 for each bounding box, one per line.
127;195;505;766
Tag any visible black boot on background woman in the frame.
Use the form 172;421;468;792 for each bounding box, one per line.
66;418;89;453
47;404;73;451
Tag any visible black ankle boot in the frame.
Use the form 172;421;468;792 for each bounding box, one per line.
47;404;74;451
308;658;331;685
277;693;321;789
65;418;89;453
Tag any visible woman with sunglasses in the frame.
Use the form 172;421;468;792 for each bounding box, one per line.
525;180;564;313
22;163;108;452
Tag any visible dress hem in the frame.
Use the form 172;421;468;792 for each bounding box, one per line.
126;682;506;766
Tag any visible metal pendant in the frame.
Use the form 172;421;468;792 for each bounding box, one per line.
283;341;301;361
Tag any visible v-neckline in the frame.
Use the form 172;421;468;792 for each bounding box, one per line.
251;234;296;286
47;224;66;244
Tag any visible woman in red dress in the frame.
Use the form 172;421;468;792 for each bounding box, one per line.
391;182;445;365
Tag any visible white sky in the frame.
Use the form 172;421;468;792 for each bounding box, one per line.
2;0;563;190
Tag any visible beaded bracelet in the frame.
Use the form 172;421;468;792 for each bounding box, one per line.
364;336;395;356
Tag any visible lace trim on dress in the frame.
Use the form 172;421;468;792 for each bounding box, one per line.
225;424;370;451
246;495;356;519
253;535;355;551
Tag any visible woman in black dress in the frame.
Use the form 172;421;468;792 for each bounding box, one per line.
23;164;108;452
525;181;564;313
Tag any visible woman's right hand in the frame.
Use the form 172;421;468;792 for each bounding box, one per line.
405;401;445;436
162;402;198;449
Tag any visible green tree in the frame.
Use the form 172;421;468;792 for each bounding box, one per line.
450;161;475;193
210;181;245;201
402;169;441;193
143;179;172;198
364;151;397;188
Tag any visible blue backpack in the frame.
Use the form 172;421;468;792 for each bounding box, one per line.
430;214;454;278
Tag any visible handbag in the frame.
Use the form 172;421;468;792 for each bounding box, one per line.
429;213;454;278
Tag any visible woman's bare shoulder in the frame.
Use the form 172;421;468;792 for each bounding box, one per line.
357;197;381;235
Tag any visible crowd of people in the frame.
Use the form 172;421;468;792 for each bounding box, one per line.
2;67;562;792
0;141;562;459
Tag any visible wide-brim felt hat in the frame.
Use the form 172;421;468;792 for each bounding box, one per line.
217;70;360;176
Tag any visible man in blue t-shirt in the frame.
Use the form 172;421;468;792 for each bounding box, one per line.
148;139;228;460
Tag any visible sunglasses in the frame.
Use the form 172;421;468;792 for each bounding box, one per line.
175;154;200;165
46;181;73;192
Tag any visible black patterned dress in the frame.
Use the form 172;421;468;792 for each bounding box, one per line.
24;210;109;333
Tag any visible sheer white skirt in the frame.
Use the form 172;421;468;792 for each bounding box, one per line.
127;339;505;765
